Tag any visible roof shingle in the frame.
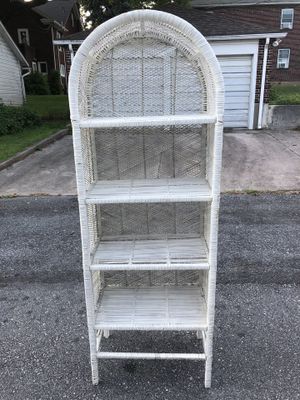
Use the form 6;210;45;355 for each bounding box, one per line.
33;0;76;25
56;5;283;42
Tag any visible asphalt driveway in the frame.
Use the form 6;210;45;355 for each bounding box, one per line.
0;129;299;196
0;194;299;400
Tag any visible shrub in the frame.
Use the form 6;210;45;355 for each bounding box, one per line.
24;72;50;95
0;104;41;136
269;84;300;105
48;70;63;95
269;86;279;104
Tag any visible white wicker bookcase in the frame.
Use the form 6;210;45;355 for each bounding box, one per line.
68;10;224;388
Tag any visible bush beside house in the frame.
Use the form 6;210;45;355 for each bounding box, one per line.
0;104;41;135
0;95;69;162
48;71;63;95
25;71;64;95
24;72;50;95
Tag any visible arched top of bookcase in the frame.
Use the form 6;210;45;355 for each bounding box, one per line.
69;10;224;125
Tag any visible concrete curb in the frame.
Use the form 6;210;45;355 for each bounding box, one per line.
0;127;69;172
267;105;300;129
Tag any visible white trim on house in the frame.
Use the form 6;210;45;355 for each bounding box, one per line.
277;48;291;69
206;32;287;41
32;61;37;72
60;63;66;77
281;8;294;29
0;22;28;67
17;28;30;45
38;61;48;74
53;32;287;46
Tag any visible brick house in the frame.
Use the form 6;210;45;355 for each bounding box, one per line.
191;0;300;82
0;0;82;89
54;6;286;129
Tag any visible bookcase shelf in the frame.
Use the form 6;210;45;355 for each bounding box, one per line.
95;287;207;331
86;178;211;204
90;235;209;271
79;113;216;129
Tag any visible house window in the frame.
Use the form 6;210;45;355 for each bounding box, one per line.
38;61;48;75
277;49;290;69
60;64;66;77
32;62;37;72
56;31;61;39
281;9;294;29
17;28;30;45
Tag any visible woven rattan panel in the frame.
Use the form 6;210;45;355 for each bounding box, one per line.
94;125;207;180
102;270;203;288
99;203;204;237
97;202;206;288
90;38;206;118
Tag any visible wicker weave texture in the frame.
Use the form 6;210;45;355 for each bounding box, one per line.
91;38;206;118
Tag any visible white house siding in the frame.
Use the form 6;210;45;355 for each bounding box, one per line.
0;32;24;106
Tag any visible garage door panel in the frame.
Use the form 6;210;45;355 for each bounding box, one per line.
223;74;251;86
225;121;249;128
225;94;249;102
225;101;249;108
222;72;251;79
225;101;249;109
225;90;250;100
218;57;252;66
221;66;252;74
217;55;252;128
224;83;250;91
224;112;249;122
225;106;249;112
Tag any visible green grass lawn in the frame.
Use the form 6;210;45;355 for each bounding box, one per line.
0;121;68;162
0;95;70;162
269;84;300;105
25;95;69;120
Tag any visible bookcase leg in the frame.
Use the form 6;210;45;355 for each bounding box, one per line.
204;354;212;388
103;330;110;338
89;328;99;385
204;329;213;388
91;355;99;385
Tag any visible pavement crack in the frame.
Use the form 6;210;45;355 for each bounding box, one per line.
266;131;300;158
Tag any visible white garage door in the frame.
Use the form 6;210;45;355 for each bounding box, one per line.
217;55;252;128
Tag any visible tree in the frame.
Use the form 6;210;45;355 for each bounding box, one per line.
80;0;190;27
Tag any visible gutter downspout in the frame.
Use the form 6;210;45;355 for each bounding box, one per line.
257;37;270;129
21;67;31;102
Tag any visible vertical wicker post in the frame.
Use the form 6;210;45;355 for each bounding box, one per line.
69;10;224;388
